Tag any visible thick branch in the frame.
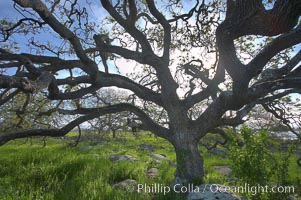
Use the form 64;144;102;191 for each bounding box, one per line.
184;62;225;109
219;103;256;127
0;111;103;145
59;103;171;139
0;73;59;97
225;0;300;38
96;44;160;66
54;72;163;106
0;89;20;106
0;75;34;92
257;89;301;103
193;92;234;135
247;25;301;78
0;102;170;145
145;0;171;60
217;0;301;97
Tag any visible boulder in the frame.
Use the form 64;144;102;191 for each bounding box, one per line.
288;195;301;200
187;184;246;200
212;166;232;176
109;154;138;162
147;168;159;178
150;153;169;160
139;144;154;152
113;179;138;191
208;147;227;158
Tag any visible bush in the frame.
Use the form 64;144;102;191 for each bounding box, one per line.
227;127;272;186
226;126;296;199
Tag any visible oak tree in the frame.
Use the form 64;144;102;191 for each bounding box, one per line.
0;0;301;183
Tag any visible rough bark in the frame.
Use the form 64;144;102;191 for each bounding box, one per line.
173;135;204;184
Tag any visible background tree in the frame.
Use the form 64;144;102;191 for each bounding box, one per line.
245;96;301;135
0;90;60;132
0;0;300;183
84;88;131;138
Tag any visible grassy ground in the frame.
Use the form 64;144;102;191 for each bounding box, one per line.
0;132;300;200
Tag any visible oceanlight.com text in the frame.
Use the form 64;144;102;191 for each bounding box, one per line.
131;183;295;196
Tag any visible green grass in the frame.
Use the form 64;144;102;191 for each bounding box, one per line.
0;134;177;200
0;132;300;200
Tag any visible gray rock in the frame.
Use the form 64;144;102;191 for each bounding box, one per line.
113;179;138;190
212;166;232;176
187;184;245;200
227;177;238;183
208;147;227;158
153;159;161;164
147;168;159;178
150;153;169;160
287;195;301;200
109;154;138;162
139;144;154;152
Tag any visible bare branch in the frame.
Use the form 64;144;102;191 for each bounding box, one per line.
14;0;98;78
262;103;300;139
0;17;45;42
100;0;153;53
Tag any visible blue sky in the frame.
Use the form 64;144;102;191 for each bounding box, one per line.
0;1;111;75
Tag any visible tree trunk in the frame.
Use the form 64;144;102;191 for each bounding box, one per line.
112;130;116;138
173;136;204;184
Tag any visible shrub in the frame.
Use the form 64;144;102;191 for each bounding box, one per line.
226;126;296;199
